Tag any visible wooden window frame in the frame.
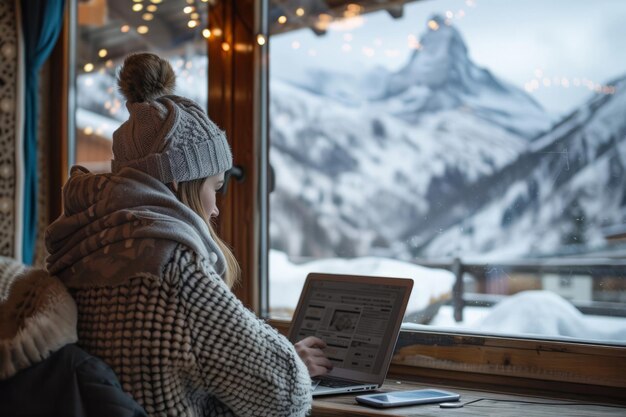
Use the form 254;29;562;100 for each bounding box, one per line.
207;0;625;401
49;0;625;403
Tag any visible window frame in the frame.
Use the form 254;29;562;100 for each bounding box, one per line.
269;320;626;399
50;0;625;400
208;0;625;398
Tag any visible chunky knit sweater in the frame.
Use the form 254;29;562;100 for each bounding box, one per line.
45;167;312;417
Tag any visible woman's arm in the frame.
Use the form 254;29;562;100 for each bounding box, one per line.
171;247;312;417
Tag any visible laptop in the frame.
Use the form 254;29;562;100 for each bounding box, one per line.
288;272;413;396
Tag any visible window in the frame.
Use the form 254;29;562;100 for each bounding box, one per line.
57;0;623;391
74;0;210;172
267;0;626;345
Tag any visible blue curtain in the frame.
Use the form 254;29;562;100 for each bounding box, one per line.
21;0;65;264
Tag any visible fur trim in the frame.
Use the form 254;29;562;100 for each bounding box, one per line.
0;263;77;380
0;257;25;302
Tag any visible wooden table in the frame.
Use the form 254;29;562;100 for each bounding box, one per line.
311;380;626;416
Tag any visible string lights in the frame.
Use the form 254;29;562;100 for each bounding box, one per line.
78;0;620;130
82;0;219;123
525;70;617;95
114;0;209;41
268;0;474;59
443;0;478;25
427;19;440;31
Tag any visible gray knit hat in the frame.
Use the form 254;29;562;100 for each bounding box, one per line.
111;53;232;183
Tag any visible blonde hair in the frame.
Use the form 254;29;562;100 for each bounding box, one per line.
177;178;240;288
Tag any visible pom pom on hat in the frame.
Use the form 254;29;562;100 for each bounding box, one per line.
111;53;232;183
117;53;176;103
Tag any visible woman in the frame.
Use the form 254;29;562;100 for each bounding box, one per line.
45;53;331;417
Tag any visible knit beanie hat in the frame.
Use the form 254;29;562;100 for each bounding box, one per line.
111;53;232;183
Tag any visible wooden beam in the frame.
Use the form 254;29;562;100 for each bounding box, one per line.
48;5;71;223
209;0;260;312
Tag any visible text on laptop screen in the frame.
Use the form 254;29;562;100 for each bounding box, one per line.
291;280;406;375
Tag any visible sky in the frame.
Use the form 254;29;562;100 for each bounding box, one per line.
270;0;626;116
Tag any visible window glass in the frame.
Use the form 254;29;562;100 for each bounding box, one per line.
268;0;626;344
75;0;209;172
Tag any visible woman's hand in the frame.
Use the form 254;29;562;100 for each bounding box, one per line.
294;336;333;377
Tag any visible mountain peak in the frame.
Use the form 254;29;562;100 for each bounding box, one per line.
399;14;470;88
422;14;467;52
429;14;447;24
377;14;473;100
379;14;551;139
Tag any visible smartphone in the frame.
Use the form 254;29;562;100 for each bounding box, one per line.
355;389;460;408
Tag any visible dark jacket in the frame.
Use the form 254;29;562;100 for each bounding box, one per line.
0;344;147;417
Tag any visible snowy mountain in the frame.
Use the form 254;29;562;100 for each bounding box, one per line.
270;16;554;259
421;74;626;259
286;15;552;140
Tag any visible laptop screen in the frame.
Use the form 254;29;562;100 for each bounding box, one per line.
289;273;413;385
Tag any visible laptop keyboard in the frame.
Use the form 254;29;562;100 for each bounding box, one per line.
315;378;355;388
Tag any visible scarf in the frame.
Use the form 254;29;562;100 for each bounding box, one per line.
45;166;226;288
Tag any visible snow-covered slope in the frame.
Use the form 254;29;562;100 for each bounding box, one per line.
270;79;526;258
477;291;626;341
269;16;553;259
422;74;626;259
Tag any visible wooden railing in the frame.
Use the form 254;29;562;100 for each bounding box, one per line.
414;258;626;321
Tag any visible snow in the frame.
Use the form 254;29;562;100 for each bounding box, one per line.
269;249;455;318
417;291;626;344
270;77;528;259
477;291;626;341
423;72;626;259
271;252;626;343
